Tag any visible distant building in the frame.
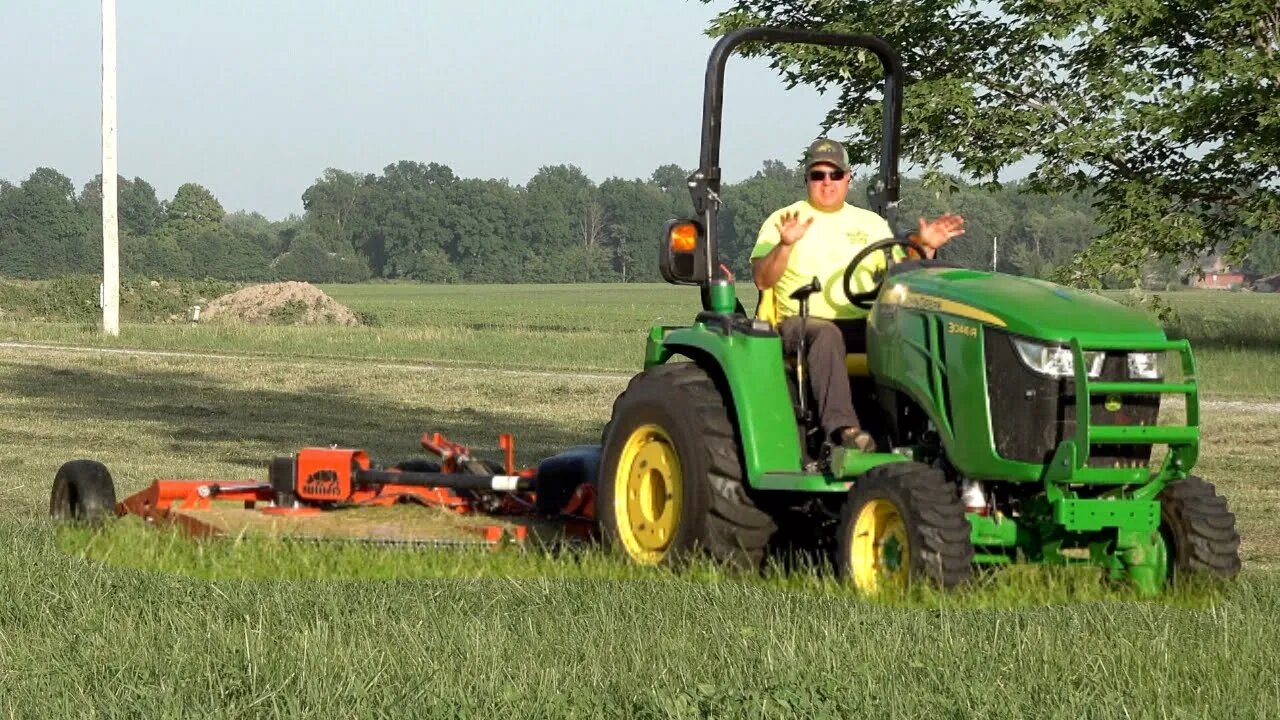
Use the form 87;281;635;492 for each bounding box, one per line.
1195;255;1249;290
1196;270;1247;289
1253;273;1280;293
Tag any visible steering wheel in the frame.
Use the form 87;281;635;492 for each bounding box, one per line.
842;236;931;310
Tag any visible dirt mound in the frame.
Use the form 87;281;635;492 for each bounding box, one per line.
200;282;361;326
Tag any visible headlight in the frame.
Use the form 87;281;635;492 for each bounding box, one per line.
1127;352;1164;380
1013;339;1104;378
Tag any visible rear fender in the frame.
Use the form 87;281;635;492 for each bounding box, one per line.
646;324;804;483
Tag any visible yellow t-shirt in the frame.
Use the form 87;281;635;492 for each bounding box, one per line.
750;200;893;320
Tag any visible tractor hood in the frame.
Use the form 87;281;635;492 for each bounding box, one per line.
882;267;1165;344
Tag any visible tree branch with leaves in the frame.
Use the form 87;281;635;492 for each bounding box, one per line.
701;0;1280;287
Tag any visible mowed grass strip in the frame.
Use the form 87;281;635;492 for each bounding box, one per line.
0;349;619;519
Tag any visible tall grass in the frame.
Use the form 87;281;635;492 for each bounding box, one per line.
1120;290;1280;349
5;518;1279;718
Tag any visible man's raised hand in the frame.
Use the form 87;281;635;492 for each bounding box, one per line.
916;213;965;250
776;210;814;247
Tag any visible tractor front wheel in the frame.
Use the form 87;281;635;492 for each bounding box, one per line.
1158;476;1241;583
836;463;973;593
598;362;776;570
50;460;118;525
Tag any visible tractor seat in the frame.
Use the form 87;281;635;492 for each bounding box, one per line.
757;287;871;378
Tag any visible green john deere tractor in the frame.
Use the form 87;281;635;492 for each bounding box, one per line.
596;28;1241;596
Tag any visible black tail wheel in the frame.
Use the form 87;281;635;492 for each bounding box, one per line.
836;462;973;592
50;460;118;525
1158;476;1241;581
598;362;776;570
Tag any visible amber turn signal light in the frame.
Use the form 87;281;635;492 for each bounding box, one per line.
669;222;698;253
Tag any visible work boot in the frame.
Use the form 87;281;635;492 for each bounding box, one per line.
835;427;877;453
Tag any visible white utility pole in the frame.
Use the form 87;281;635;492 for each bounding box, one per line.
101;0;120;336
991;235;998;273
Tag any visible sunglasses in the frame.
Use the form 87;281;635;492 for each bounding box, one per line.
807;169;848;182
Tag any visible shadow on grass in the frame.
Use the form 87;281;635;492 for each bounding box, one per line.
0;359;594;467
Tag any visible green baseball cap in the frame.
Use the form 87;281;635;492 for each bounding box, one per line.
804;138;851;171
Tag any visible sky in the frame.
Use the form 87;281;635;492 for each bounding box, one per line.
0;1;864;219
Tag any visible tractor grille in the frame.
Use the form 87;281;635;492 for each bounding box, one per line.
984;328;1159;467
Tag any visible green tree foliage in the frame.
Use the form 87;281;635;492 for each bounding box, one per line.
0;180;30;277
361;161;458;280
650;164;696;216
126;234;191;279
120;177;163;237
274;230;373;283
78;175;164;239
161;182;225;241
447;178;524;281
224;211;288;260
599;178;672;282
1246;232;1280;277
522;165;603;282
80;175;167;280
185;229;273;281
0;168;92;278
2;159;1146;287
700;0;1280;287
301;169;372;266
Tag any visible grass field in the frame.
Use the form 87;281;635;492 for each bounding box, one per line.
1;283;1279;717
2;283;1279;395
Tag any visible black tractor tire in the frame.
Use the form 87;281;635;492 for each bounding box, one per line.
598;362;776;570
50;460;118;525
1158;476;1241;581
836;462;973;592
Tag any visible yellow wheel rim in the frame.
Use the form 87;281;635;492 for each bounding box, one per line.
612;423;682;564
850;498;910;593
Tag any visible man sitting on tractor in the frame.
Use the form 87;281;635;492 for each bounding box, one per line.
750;138;965;452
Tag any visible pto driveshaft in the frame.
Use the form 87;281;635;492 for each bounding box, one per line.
356;469;533;493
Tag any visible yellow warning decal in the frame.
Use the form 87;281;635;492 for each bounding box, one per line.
879;286;1007;327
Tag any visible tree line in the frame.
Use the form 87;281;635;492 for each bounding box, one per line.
3;161;1275;286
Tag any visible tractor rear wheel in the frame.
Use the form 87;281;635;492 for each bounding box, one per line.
50;460;118;525
598;362;776;569
836;462;973;593
1158;476;1241;582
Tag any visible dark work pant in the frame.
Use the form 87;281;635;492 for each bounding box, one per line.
778;317;867;438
